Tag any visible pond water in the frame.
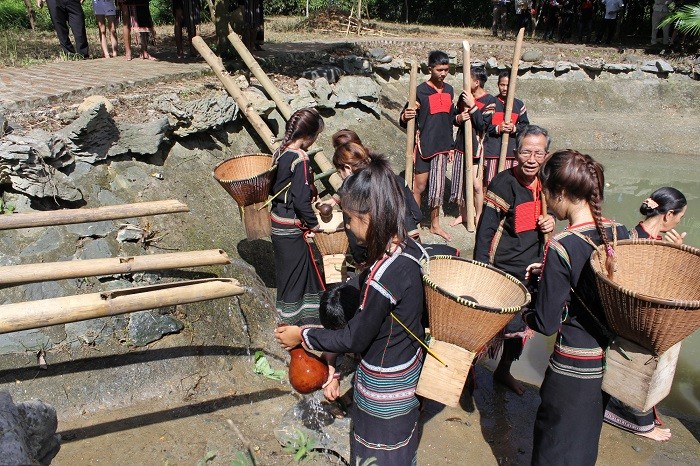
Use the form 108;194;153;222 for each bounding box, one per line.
498;150;700;421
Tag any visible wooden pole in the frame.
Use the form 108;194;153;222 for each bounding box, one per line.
463;41;475;233
404;60;418;191
0;278;244;335
498;28;525;173
345;6;354;35
541;190;550;243
0;200;189;231
0;249;231;286
225;33;342;191
192;36;278;154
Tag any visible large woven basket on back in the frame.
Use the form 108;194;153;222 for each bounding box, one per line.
423;256;531;353
314;229;349;256
591;239;700;355
213;154;276;207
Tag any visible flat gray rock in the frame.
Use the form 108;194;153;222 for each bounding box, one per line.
656;59;674;73
521;48;543;62
128;309;184;346
604;63;636;72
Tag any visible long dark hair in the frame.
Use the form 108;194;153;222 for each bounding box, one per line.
540;149;616;277
339;154;406;264
640;187;687;217
332;129;362;149
273;108;324;162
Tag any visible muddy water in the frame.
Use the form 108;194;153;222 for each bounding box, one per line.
495;150;700;421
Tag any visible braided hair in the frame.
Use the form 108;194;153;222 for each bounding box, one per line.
273;108;324;163
540;149;616;277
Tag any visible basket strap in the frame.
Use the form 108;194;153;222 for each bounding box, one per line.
569;288;632;363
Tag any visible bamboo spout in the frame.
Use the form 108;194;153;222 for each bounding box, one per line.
0;278;244;334
0;249;232;286
0;200;189;231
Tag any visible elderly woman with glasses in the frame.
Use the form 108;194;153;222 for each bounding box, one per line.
473;124;555;395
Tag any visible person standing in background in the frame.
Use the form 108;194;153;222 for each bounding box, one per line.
38;0;89;59
596;0;624;44
94;0;118;58
650;0;671;45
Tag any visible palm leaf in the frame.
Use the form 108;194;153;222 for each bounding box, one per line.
659;3;700;37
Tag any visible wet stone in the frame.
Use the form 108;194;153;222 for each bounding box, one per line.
19;228;65;258
128;309;184;346
0;329;52;354
66;220;115;238
75;237;116;260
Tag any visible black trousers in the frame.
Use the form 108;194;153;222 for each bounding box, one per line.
46;0;89;58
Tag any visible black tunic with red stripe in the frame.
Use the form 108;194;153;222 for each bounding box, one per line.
454;93;495;158
400;81;456;161
484;95;529;158
473;167;544;282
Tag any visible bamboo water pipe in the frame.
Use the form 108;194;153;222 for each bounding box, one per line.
498;28;525;173
0;278;244;334
463;41;475;233
0;249;231;286
192;36;278;154
404;60;418;191
0;200;189;231
225;32;342;191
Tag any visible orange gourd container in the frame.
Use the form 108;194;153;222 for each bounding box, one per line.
288;345;329;394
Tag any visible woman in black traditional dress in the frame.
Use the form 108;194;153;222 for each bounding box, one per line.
271;108;325;326
604;187;687;441
276;156;427;465
523;149;629;465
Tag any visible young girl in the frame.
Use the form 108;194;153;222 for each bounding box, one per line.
523;149;629;465
276;157;427;465
603;186;688;442
271;108;325;326
93;0;118;58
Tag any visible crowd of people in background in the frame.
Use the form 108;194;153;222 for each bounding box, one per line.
37;0;264;60
494;0;681;46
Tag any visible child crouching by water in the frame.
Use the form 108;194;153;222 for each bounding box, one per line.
276;155;428;464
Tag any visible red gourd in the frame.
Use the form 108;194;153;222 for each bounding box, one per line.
288;345;329;394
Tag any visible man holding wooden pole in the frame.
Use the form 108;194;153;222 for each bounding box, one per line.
474;125;554;394
483;70;530;188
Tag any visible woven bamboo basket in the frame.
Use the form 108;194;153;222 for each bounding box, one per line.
590;239;700;355
314;229;349;256
213;154;275;207
423;256;531;352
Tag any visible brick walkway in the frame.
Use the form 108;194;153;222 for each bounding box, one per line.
0;57;210;114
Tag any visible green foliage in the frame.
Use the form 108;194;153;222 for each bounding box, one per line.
232;450;256;466
660;3;700;37
196;450;217;466
252;350;286;380
282;429;317;463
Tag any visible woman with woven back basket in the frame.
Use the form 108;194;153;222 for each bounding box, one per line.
318;131;423;266
522;150;629;465
603;187;687;442
276;156;428;465
271;108;326;326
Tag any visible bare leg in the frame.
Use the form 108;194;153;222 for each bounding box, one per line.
97;15;109;58
107;15;118;57
174;8;184;57
121;4;132;60
473;166;484;225
429;206;452;241
140;32;156;59
413;172;429;210
493;356;525;395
